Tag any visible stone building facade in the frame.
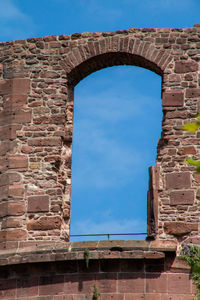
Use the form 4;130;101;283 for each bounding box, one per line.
0;25;200;298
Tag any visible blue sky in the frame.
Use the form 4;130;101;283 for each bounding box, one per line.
0;0;199;240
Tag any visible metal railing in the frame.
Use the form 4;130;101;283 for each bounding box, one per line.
70;232;147;240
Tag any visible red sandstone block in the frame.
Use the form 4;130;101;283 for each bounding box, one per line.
96;273;117;293
0;201;25;218
186;88;200;98
64;274;95;294
0;124;22;139
0;79;30;95
17;277;38;297
166;172;191;189
164;222;198;236
0;172;21;186
0;110;31;126
27;216;62;230
124;294;145;300
101;295;124;300
168;273;191;294
54;296;73;300
177;146;196;155
0;279;16;299
167;295;194;300
28;195;49;212
175;61;198;73
39;275;64;296
3;94;27;110
170;190;194;205
146;273;167;293
9;184;24;197
162;92;184;106
8;155;28;170
28;137;61;146
0;140;18;156
118;273;145;293
193;173;200;183
0;229;27;242
2;217;23;229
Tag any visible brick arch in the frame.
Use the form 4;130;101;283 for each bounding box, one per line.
62;37;172;86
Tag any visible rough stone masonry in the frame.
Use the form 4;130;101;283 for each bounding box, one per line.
0;25;200;250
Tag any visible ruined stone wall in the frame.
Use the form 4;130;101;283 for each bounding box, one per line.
0;25;200;249
0;241;196;299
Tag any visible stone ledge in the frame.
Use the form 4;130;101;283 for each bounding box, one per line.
0;240;177;266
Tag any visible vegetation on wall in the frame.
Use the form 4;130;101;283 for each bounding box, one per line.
182;114;200;299
183;113;200;172
181;244;200;299
93;283;101;300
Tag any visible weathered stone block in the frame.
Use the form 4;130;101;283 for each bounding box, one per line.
166;172;191;189
175;61;198;73
0;229;27;242
164;222;198;236
177;146;196;155
0;201;25;218
170;190;194;205
162;92;184;106
186;88;200;98
27;216;62;230
28;195;49;212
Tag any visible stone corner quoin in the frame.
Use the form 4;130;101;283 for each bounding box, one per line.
0;25;200;249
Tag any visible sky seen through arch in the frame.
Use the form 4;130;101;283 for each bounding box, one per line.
70;65;162;241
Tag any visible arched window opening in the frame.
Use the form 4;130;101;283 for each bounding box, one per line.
70;65;162;241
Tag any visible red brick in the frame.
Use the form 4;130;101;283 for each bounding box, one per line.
27;216;62;230
162;92;184;106
170;190;194;205
166;172;191;189
28;195;49;212
175;61;198;73
168;273;191;294
164;222;198;236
